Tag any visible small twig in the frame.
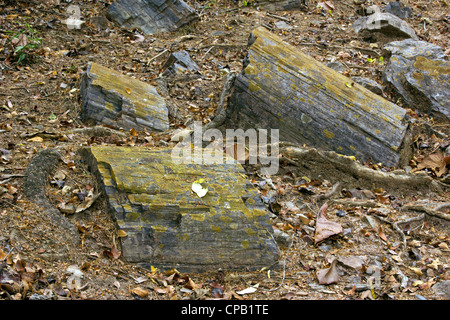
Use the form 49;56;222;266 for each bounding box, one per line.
1;246;16;262
0;174;25;185
196;43;247;50
373;214;426;249
332;199;379;208
202;45;215;59
146;49;169;66
266;13;291;23
10;86;30;93
2;199;24;212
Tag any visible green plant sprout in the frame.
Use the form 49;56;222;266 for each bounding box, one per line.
6;22;42;65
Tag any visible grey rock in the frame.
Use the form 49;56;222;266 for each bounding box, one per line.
107;0;198;35
338;255;365;270
352;76;384;95
362;215;378;229
29;293;53;300
161;50;200;77
344;283;370;292
326;61;346;73
274;21;292;30
432;280;450;299
353;12;417;41
383;1;412;19
273;229;292;249
383;39;449;120
384;39;446;60
256;0;307;11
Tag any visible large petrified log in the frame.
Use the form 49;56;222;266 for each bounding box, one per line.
81;146;279;272
80;62;169;132
107;0;198;35
225;27;410;168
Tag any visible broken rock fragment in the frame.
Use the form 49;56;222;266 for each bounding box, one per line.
80;62;169;132
353;11;418;42
82;146;279;272
383;39;449;120
161;50;200;77
255;0;307;11
107;0;198;35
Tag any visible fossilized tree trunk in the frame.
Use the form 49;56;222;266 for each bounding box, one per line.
225;27;411;167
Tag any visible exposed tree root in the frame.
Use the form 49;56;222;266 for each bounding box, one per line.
65;126;128;138
22;149;81;262
374;213;426;250
279;144;443;195
401;203;450;221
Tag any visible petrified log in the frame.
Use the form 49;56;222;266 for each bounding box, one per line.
225;27;410;167
107;0;198;35
81;146;279;272
80;62;169;132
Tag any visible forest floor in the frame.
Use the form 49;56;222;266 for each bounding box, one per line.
0;0;449;300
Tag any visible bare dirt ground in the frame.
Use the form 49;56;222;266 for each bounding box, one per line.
0;0;449;300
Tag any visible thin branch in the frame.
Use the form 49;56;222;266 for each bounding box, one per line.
146;49;169;66
266;13;291;23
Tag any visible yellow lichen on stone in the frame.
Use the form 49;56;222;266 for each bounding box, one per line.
414;56;450;76
190;213;205;221
83;145;279;271
323;129;335;139
152;225;168;232
249;81;261;93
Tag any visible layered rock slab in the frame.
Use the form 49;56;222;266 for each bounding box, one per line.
107;0;198;35
80;62;169;132
353;11;417;42
226;27;410;167
383;39;449;120
82;146;279;272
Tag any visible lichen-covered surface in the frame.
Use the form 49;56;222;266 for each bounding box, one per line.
227;27;409;167
383;40;449;120
80;62;169;132
107;0;199;35
82;146;279;272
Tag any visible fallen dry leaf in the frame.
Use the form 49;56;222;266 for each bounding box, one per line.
314;203;343;244
316;258;339;285
378;226;388;242
117;229;128;237
236;283;259;295
131;286;149;298
103;247;121;259
416;152;447;177
0;248;7;260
